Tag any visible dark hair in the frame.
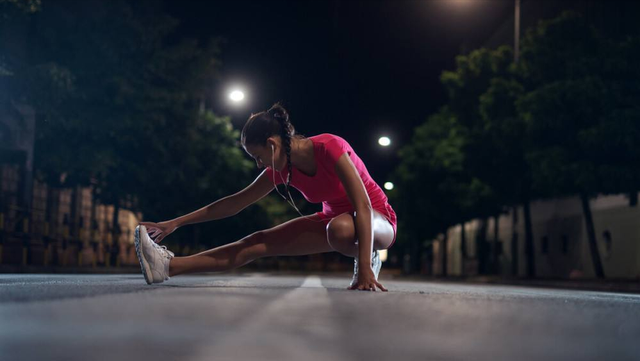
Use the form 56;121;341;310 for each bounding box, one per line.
241;102;303;196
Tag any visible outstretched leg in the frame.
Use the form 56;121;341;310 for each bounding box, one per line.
169;214;331;277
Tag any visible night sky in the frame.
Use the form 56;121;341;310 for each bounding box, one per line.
162;0;628;183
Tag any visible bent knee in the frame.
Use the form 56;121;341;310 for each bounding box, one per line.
326;216;356;247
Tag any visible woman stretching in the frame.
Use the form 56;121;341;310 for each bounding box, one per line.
134;103;397;291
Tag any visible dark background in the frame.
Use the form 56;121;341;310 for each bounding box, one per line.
166;0;516;181
2;0;639;274
164;0;636;182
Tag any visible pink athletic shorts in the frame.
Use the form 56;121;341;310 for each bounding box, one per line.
314;205;397;249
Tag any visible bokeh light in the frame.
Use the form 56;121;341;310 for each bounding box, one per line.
229;90;245;102
378;136;391;147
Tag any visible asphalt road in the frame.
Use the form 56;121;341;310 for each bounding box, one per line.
1;273;639;361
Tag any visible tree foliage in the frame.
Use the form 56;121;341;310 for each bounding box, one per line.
518;12;640;199
1;0;274;248
393;11;640;277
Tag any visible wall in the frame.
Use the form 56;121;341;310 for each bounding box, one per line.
434;193;640;279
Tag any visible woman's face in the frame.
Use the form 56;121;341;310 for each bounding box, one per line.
244;137;285;171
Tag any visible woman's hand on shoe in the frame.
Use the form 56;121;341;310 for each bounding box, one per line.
347;268;388;292
139;221;177;243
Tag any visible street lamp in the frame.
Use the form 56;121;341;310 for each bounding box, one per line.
229;90;245;103
378;136;391;147
384;182;394;190
447;0;521;63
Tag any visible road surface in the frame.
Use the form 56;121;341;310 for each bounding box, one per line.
1;273;639;360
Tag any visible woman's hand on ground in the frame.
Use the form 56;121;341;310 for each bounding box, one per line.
347;268;388;292
139;221;177;244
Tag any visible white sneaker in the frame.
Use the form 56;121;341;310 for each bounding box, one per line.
371;249;382;279
349;250;382;288
134;225;174;285
349;258;359;288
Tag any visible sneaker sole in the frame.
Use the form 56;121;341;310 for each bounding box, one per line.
134;225;153;285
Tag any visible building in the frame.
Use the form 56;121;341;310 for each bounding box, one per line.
433;193;640;279
0;99;142;268
430;1;640;279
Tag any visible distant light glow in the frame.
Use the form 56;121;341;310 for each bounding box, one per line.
379;249;388;263
449;0;474;5
384;182;394;190
378;136;391;147
229;90;245;102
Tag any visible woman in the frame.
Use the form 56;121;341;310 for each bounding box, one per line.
135;103;397;291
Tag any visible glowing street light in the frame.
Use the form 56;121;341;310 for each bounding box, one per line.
378;136;391;147
229;90;245;103
384;182;394;190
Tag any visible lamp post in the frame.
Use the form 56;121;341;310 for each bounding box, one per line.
515;0;521;63
448;0;521;62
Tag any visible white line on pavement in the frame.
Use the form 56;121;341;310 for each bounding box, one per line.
193;274;342;361
300;275;323;288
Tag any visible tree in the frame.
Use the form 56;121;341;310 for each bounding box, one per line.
2;0;275;254
392;107;492;274
479;76;536;276
517;12;640;278
0;0;40;14
440;46;529;275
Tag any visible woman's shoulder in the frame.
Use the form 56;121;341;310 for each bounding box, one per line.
311;133;353;164
310;133;349;146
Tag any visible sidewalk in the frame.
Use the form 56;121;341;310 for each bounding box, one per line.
0;264;140;274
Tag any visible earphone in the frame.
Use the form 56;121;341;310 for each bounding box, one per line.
269;140;394;227
270;142;324;222
270;144;275;168
269;140;395;232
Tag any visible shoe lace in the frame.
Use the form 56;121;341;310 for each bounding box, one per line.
150;240;174;258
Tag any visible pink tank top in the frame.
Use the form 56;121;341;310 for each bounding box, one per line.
264;133;397;226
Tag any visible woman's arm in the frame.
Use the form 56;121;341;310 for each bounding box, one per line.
170;169;275;228
334;154;386;291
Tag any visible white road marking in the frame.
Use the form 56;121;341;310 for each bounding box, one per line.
193;275;340;361
300;275;323;288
